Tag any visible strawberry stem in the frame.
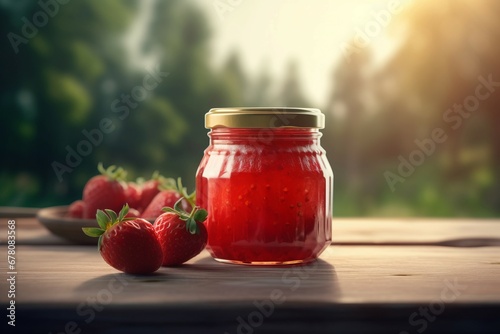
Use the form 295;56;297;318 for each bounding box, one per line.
157;177;176;191
82;204;134;250
97;162;127;182
175;177;196;208
162;198;207;235
158;177;197;208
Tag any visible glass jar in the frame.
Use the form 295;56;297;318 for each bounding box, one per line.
196;108;333;265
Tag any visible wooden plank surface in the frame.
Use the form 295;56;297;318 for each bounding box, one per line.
4;246;500;305
1;216;500;333
2;217;500;246
2;245;499;333
333;218;500;246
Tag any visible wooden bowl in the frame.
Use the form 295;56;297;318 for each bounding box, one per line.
37;206;99;245
37;206;153;245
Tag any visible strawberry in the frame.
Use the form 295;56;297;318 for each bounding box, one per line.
82;205;163;274
125;207;141;218
141;178;193;219
82;163;127;219
154;198;208;266
141;190;182;219
138;172;165;211
68;200;85;218
124;182;142;211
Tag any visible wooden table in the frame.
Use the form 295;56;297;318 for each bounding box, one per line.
1;216;500;334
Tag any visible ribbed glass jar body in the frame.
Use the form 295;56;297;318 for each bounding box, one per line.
196;127;333;265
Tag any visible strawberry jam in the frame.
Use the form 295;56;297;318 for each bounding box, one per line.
196;108;333;265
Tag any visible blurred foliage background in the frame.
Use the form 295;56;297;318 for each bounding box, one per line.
0;0;499;217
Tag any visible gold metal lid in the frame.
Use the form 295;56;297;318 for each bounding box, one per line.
205;107;325;129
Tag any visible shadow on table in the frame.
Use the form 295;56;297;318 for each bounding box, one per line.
189;255;341;303
70;255;340;334
75;254;339;303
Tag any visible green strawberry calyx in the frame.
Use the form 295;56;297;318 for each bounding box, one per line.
97;162;127;182
82;204;135;250
157;177;177;192
162;198;207;235
159;177;196;208
136;170;165;186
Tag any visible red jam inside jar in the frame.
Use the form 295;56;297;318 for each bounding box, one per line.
196;108;333;265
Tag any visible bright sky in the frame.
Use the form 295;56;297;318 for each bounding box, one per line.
193;0;413;106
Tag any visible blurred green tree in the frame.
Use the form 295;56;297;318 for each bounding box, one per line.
0;0;250;206
0;0;136;206
326;0;500;216
279;61;310;107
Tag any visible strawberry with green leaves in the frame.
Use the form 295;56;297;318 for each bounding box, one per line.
138;171;166;212
82;163;127;219
154;198;208;266
142;178;193;220
124;181;142;211
83;205;163;274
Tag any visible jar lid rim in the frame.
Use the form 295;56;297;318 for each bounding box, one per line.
205;107;325;129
